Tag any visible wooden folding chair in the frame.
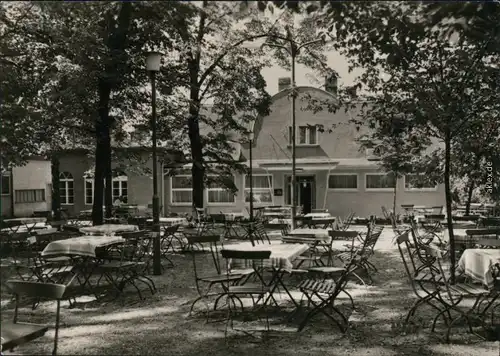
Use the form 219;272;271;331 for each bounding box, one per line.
161;224;184;256
296;230;372;333
220;249;272;341
425;245;491;343
185;235;253;320
395;231;449;331
3;281;66;355
334;225;384;285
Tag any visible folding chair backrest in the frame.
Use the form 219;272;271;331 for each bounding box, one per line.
396;232;419;286
6;280;66;299
186;234;224;274
431;206;443;214
466;228;500;237
221;249;271;260
253;221;270;244
163;224;179;236
424;245;453;298
6;280;66;355
476;238;500;248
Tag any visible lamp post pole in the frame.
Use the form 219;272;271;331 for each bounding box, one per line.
146;51;162;276
248;132;255;246
262;30;323;229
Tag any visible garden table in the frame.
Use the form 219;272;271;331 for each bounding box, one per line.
303;213;332;219
42;235;125;258
457;249;500;289
80;224;138;236
223;241;309;310
41;235;126;300
2;217;47;233
147;217;188;226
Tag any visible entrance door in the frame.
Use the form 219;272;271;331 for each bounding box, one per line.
286;176;315;214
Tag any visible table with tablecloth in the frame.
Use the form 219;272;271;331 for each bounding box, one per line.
303;213;332;219
42;235;125;258
147;217;188;226
457;249;500;288
287;228;332;242
80;224;138;236
41;235;126;300
224;241;308;272
223;241;309;308
2;217;47;233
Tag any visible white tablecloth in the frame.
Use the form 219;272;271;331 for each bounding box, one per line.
147;217;188;226
286;228;333;243
303;213;332;219
457;249;500;288
42;235;125;258
80;224;138;235
223;241;308;272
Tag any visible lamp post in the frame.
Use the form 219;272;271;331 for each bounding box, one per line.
146;51;162;276
262;30;323;229
248;131;255;246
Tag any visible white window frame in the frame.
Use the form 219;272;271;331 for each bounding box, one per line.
243;174;273;205
207;175;236;206
365;173;397;192
288;125;319;146
112;174;128;202
404;174;438;192
84;177;94;205
327;173;359;191
59;172;74;205
170;175;193;206
1;172;11;196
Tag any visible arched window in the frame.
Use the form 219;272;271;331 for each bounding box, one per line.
59;172;74;205
112;171;128;203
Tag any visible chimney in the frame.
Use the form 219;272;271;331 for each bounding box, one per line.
325;75;338;95
278;77;291;92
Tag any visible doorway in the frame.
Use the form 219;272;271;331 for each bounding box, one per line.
285;175;315;214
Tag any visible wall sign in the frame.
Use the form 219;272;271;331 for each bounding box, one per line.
274;189;283;196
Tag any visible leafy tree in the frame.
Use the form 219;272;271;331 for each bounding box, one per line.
263;1;500;281
2;2;183;224
150;1;276;209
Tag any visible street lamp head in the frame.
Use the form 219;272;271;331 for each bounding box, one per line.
248;131;254;141
145;51;163;72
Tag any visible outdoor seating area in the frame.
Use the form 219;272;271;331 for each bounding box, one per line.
1;210;499;355
2;1;499;355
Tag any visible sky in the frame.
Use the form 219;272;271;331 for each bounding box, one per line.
261;51;362;95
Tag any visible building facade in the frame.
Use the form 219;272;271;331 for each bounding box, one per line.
56;81;444;218
164;83;444;217
1;159;52;218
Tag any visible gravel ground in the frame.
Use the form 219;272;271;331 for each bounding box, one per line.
1;226;499;355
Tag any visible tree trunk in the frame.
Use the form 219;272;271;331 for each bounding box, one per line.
187;54;204;209
465;180;474;215
104;145;113;219
93;84;111;226
392;184;397;224
444;134;456;284
50;153;61;221
92;2;132;225
92;143;105;226
188;111;205;209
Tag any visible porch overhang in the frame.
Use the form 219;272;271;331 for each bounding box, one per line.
255;159;339;171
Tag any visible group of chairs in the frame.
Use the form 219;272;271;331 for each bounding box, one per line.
396;223;499;342
184;218;384;340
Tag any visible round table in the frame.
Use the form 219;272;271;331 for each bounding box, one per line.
80;224;138;235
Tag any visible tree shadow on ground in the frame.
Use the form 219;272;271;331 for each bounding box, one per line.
2;238;499;355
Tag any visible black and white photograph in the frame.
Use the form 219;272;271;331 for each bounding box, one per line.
1;1;499;355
